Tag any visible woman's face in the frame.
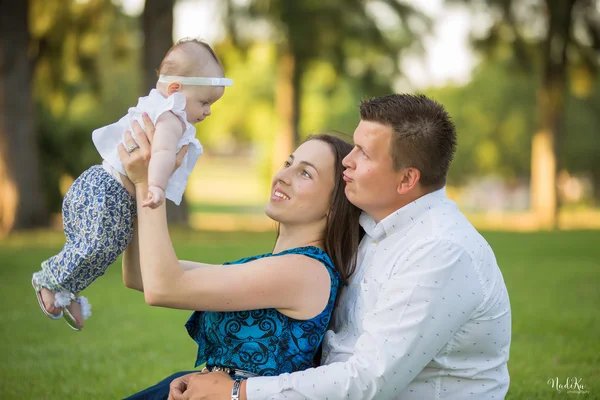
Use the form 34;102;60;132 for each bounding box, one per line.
264;140;335;226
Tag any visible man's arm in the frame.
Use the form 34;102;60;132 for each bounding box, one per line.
245;239;484;400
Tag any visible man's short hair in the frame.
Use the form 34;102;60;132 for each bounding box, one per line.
359;94;457;188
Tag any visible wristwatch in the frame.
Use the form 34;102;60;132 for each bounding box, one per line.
231;379;242;400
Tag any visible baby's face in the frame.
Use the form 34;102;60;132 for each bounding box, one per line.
183;85;224;124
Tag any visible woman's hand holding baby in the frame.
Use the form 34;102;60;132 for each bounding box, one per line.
118;113;188;192
118;116;153;186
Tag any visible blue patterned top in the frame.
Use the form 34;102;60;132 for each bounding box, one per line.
185;246;341;376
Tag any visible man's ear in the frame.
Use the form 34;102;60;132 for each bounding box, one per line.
396;167;420;195
167;82;182;95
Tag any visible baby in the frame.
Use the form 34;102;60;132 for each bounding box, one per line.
31;38;232;330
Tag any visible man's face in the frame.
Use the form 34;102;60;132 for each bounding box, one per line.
342;120;402;222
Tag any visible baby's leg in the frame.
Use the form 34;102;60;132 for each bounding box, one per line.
45;166;135;291
33;166;137;326
32;182;79;318
31;271;61;318
40;289;60;315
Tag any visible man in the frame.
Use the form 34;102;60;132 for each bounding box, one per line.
170;94;512;399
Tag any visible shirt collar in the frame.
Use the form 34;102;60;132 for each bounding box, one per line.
359;187;448;241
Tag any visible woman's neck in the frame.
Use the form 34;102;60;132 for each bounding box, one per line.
272;223;324;254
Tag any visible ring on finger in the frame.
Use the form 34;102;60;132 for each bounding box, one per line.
126;144;139;154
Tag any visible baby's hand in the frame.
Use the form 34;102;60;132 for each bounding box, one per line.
143;185;165;208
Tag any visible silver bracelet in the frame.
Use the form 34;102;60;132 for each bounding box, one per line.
231;379;242;400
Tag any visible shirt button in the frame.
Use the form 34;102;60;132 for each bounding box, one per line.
372;240;378;245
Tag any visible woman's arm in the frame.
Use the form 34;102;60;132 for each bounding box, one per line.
133;191;330;317
122;220;214;293
122;218;143;291
120;115;196;292
118;121;331;319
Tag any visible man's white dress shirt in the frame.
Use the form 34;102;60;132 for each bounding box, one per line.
247;188;511;399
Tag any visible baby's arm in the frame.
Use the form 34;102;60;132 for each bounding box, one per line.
143;112;185;208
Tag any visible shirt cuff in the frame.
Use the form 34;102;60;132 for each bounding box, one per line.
246;375;291;400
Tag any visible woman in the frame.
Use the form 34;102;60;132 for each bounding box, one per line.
118;116;361;399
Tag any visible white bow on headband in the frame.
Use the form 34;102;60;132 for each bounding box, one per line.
158;75;233;87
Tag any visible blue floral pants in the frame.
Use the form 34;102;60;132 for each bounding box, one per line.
32;165;137;293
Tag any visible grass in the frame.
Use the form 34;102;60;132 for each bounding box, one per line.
189;203;266;215
0;229;598;399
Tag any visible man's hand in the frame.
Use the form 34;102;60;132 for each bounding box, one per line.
168;372;200;400
169;371;237;400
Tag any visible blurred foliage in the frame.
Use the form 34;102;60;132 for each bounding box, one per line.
446;0;599;76
221;0;431;167
564;76;600;181
429;51;600;189
27;0;600;216
223;0;430;92
31;0;140;212
427;57;536;184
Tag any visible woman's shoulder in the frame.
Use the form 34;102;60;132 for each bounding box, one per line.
276;246;332;265
226;246;341;286
225;245;328;263
288;247;341;286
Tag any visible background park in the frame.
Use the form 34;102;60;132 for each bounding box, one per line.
0;0;599;398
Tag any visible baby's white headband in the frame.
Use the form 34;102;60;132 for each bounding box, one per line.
158;74;233;87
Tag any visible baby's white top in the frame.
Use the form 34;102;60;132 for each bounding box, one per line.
92;89;203;205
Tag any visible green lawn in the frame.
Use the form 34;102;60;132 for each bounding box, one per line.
0;229;598;399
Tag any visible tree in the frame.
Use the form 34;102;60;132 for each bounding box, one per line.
450;0;600;228
0;0;48;235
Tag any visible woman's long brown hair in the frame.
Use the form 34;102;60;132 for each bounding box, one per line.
303;133;363;368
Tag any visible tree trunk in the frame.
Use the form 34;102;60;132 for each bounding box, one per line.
143;0;175;92
0;0;48;236
143;0;189;226
271;48;296;176
591;168;600;206
530;0;574;229
291;57;302;148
